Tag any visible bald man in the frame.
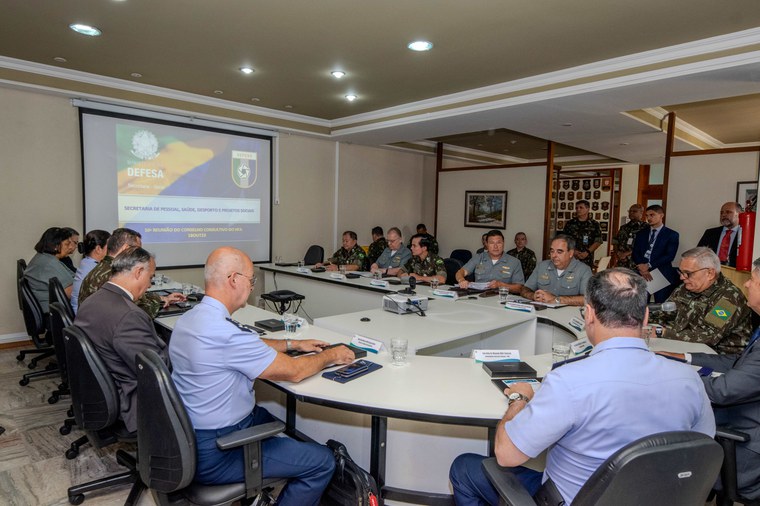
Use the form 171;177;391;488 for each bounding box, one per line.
698;201;743;267
169;247;354;505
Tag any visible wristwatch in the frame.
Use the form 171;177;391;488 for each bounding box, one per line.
507;392;530;405
555;296;560;304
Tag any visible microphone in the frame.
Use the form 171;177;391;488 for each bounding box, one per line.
400;276;417;295
647;301;676;313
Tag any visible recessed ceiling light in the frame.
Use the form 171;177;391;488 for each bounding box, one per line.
251;97;260;102
130;72;142;78
331;70;346;79
345;94;357;102
239;66;254;75
619;142;630;146
69;23;101;36
53;57;67;63
408;40;433;51
284;105;293;109
213;90;224;95
562;123;573;127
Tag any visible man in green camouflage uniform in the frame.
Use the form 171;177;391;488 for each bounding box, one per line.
506;232;537;279
366;226;388;268
78;229;183;318
399;233;447;283
650;247;751;354
612;204;647;270
562;200;603;270
319;230;366;271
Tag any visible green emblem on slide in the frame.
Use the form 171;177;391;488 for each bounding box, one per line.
231;150;257;188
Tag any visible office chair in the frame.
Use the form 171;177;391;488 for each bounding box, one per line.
714;426;760;505
63;325;144;505
450;249;472;265
135;349;285;505
443;258;463;286
48;302;73;404
16;258;26;310
17;278;57;385
304;244;324;265
482;431;723;506
49;276;75;322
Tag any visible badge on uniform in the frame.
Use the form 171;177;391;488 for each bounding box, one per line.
540;273;550;280
705;298;736;328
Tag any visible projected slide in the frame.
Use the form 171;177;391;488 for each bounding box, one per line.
82;109;272;267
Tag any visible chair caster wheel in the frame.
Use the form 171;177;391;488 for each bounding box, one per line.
16;354;24;361
65;448;79;460
68;494;85;505
60;425;71;435
19;378;29;386
67;408;74;417
28;362;37;370
48;395;59;404
46;363;57;371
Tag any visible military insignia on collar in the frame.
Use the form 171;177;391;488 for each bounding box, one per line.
226;317;256;333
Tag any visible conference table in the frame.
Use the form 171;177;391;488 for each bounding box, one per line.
156;271;715;506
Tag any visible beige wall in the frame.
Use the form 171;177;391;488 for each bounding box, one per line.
667;152;760;261
0;87;434;341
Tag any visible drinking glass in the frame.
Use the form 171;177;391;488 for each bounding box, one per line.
498;287;509;304
390;338;408;366
552;342;571;363
430;278;439;290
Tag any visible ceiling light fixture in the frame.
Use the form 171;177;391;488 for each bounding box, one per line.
562;123;573;127
408;40;433;51
53;57;67;63
251;97;260;102
239;66;254;75
331;70;346;79
284;105;293;109
213;90;224;95
345;94;357;102
69;23;101;36
130;72;142;78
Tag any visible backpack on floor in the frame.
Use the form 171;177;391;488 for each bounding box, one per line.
321;439;381;506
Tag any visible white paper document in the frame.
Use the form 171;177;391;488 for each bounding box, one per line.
645;268;670;294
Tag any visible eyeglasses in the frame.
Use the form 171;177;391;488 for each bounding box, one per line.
676;267;710;279
228;272;256;287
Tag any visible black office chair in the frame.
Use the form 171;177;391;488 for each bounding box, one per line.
135;349;285;505
443;258;463;286
48;302;73;405
304;244;324;265
63;325;144;505
49;276;75;322
450;249;472;265
16;258;26;311
17;278;57;385
714;426;759;505
482;431;723;506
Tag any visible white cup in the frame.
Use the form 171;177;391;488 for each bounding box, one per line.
390;338;408;366
552;342;571;363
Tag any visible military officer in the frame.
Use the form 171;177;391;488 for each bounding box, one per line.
562;200;603;269
399;234;446;284
520;234;592;306
506;232;537;279
318;231;366;272
455;230;524;293
650;247;751;354
366;226;388;268
370;227;411;276
612;204;647;270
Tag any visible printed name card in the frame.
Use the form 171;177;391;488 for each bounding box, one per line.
432;289;458;298
570;337;592;355
296;267;311;274
504;301;534;313
370;279;389;287
471;349;520;363
329;273;346;280
350;334;383;353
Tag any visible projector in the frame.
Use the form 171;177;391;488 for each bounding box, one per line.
382;294;429;314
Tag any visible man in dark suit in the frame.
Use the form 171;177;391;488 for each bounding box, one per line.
633;204;680;303
659;257;760;500
698;201;742;267
74;246;168;433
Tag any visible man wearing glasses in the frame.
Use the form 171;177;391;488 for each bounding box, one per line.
650;247;751;354
370;227;411;276
170;247;354;505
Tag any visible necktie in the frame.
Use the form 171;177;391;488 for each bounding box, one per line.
718;229;732;263
736;327;760;365
649;228;657;245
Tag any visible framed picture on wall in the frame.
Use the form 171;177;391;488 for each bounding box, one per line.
465;191;508;229
736;181;758;212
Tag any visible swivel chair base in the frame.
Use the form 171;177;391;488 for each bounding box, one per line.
67;450;144;505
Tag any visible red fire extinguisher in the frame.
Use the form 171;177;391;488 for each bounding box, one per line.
736;210;756;271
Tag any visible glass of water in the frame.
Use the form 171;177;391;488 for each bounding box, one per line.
373;270;382;281
182;283;192;297
498;286;509;304
339;264;346;275
284;313;299;335
390;338;408;366
430;278;439;290
552;342;571;363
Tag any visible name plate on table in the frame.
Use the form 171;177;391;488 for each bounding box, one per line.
329;273;346;280
296;267;311;274
505;301;534;313
472;349;520;363
568;317;585;332
570;337;592;355
350;334;383;353
432;289;458;299
370;279;389;287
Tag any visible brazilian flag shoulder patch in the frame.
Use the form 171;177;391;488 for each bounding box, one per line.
705;298;737;328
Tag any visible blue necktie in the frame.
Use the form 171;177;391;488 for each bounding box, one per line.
649;229;657;245
737;327;760;363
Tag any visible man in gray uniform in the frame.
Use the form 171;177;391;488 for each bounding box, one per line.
521;234;592;306
455;230;524;293
370;227;411;276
